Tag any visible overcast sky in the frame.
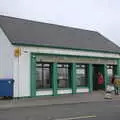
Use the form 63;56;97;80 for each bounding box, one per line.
0;0;120;46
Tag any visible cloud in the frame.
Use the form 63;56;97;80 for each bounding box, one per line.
0;0;120;46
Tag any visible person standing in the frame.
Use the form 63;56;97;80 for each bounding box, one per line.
97;72;104;90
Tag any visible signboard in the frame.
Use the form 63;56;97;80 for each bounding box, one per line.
36;55;117;65
14;48;21;57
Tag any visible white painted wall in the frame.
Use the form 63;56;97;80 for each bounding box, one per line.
0;27;26;98
0;27;14;79
13;45;120;97
18;51;30;97
0;28;20;98
76;88;89;93
13;48;31;97
57;89;72;94
36;90;53;96
13;55;19;97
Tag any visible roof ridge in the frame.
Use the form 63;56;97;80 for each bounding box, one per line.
0;15;96;33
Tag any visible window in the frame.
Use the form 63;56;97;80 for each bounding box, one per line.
76;64;88;87
57;63;70;88
36;63;51;89
107;65;114;84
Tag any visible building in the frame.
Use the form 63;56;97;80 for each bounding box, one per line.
0;15;120;98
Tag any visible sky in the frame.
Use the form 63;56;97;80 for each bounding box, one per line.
0;0;120;46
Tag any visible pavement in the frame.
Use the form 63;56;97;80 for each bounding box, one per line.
0;91;120;109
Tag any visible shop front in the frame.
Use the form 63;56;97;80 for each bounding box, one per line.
31;53;118;97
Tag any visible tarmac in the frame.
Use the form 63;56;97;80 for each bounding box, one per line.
0;91;120;109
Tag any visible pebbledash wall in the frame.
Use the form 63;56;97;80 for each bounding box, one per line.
13;45;120;98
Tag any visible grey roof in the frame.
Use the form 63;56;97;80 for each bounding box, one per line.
0;15;120;53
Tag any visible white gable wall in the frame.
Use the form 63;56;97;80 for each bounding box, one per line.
0;28;29;97
16;50;30;97
0;28;20;98
0;27;14;79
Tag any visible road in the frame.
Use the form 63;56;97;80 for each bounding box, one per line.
0;101;120;120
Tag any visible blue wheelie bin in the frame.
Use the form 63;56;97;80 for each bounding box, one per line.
0;79;14;98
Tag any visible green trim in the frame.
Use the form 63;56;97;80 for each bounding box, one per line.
57;88;72;90
117;59;120;76
31;54;36;97
106;67;109;85
77;87;89;89
13;42;120;54
52;63;57;96
104;65;107;89
69;65;72;89
71;63;76;94
36;88;52;91
57;93;72;95
77;86;88;88
88;64;93;93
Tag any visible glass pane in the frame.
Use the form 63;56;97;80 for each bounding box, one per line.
44;64;50;67
43;68;50;88
57;64;70;88
36;63;51;89
64;64;68;67
107;65;113;84
36;63;42;67
36;68;42;89
76;64;88;87
58;64;62;67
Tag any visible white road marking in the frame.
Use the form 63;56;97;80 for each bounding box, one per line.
55;115;96;120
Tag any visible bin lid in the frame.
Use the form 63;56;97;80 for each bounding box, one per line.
0;79;14;82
